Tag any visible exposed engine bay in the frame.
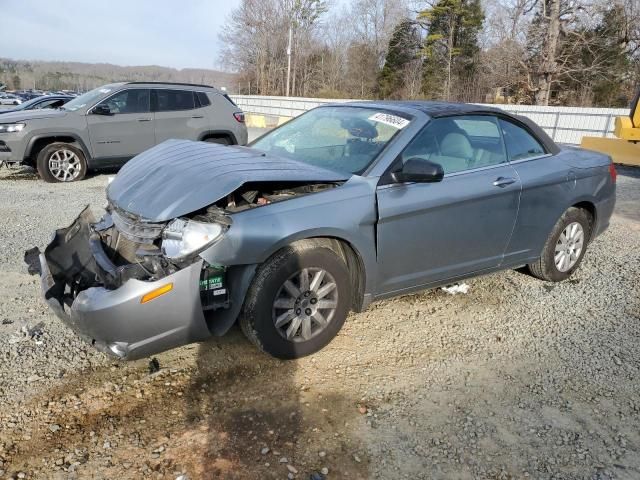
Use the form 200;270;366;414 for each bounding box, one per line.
103;181;340;270
213;181;340;213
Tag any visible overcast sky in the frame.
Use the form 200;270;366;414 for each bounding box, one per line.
0;0;241;70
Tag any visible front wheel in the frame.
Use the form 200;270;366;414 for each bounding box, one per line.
528;207;592;282
240;240;351;359
36;142;87;183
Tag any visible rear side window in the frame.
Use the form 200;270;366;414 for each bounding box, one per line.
155;89;195;111
197;92;211;107
222;94;237;107
499;119;546;161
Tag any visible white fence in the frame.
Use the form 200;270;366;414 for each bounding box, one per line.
231;95;630;145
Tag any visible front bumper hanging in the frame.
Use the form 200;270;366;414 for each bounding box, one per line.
26;207;212;360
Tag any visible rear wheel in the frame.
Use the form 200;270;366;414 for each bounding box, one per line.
36;142;87;183
240;240;351;359
528;207;592;282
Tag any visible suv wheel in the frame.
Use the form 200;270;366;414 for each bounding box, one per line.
240;240;351;359
36;142;87;183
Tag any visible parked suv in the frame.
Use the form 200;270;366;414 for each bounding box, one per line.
0;82;248;182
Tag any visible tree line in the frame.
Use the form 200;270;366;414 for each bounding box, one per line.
220;0;640;106
0;58;237;93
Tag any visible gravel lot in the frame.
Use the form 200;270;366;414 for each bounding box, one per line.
0;162;638;480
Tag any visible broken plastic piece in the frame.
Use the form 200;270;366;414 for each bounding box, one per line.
148;357;160;374
441;283;470;295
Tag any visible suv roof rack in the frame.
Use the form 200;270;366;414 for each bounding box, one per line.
125;81;216;89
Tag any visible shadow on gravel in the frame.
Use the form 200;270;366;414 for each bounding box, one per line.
0;165;38;180
182;329;369;480
2;328;368;479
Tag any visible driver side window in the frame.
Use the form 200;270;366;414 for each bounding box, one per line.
35;99;64;110
99;89;150;114
402;115;507;174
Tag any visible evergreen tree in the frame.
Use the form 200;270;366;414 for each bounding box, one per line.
378;19;421;99
419;0;484;100
527;2;631;106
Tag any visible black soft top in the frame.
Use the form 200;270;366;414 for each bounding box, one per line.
335;100;560;155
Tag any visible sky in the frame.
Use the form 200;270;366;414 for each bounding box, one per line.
0;0;242;70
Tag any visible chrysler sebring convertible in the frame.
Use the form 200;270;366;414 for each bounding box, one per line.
28;102;616;360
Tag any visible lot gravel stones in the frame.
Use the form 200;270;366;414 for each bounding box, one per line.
0;165;638;479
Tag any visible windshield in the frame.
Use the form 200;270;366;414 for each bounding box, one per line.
251;106;410;175
63;85;118;112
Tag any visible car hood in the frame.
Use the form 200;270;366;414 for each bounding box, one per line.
0;108;67;122
107;139;351;222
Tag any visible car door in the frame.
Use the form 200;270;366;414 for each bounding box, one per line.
496;118;568;265
152;89;208;143
375;115;522;295
86;88;154;162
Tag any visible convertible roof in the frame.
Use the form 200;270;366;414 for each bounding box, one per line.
334;100;560;154
339;100;503;117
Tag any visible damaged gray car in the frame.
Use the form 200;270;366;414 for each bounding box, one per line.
28;102;616;360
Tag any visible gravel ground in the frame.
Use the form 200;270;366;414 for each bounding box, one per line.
0;164;638;480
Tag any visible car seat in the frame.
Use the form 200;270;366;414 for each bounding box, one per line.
434;132;474;173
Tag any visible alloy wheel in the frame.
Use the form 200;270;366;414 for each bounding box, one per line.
272;267;338;342
48;149;81;182
554;221;584;272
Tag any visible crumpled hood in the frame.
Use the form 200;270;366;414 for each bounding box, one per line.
107;139;350;222
0;108;68;122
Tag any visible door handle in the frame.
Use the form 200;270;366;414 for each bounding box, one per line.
137;117;152;122
493;177;516;187
191;115;204;119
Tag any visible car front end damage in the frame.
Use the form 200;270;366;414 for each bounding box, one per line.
27;178;345;360
25;140;351;360
27;205;233;360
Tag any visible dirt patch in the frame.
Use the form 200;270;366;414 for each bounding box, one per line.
2;331;369;479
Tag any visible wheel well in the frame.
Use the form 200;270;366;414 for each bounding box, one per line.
26;137;83;166
572;201;596;236
300;237;367;313
201;133;234;144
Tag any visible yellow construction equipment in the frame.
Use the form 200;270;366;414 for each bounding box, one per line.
580;90;640;166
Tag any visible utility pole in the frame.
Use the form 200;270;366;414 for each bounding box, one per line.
286;24;292;97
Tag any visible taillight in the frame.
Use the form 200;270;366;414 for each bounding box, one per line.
233;112;245;123
609;162;617;183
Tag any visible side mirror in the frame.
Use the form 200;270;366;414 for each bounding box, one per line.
92;104;111;115
391;157;444;183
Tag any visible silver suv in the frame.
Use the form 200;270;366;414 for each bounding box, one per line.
0;82;248;182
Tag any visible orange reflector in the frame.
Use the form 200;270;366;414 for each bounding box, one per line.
140;283;173;304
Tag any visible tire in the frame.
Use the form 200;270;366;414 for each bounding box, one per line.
36;142;87;183
204;136;230;145
240;240;351;359
528;207;592;282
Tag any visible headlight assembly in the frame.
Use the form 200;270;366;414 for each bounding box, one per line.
0;123;25;133
161;218;226;260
